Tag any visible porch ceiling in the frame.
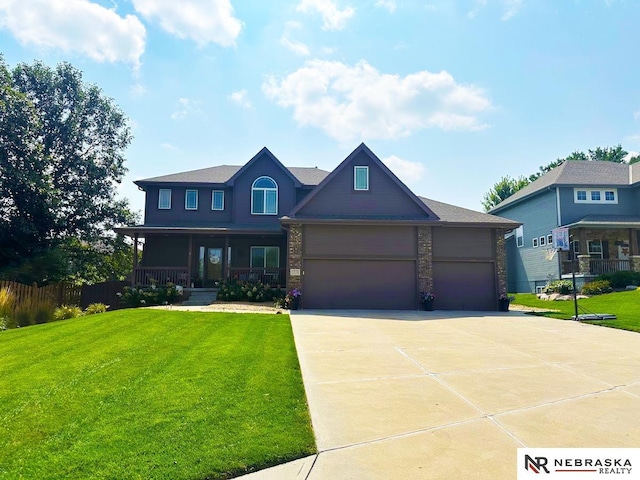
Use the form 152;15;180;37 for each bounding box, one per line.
564;215;640;229
115;224;284;238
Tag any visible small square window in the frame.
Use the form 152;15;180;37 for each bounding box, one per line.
605;191;615;201
533;238;539;248
185;189;198;210
591;190;601;201
212;190;224;210
354;166;369;191
539;236;546;246
576;190;587;201
547;234;553;245
158;189;171;209
515;226;524;248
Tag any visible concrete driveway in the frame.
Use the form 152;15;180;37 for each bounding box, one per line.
245;311;640;479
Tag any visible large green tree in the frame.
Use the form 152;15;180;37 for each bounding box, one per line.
0;57;135;284
482;145;640;211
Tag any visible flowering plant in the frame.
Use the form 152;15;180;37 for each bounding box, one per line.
287;288;302;298
420;292;435;302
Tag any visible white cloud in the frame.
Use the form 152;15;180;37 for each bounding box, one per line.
297;0;355;30
0;0;146;67
468;0;487;18
229;89;252;108
280;21;310;55
161;143;183;153
171;97;201;120
375;0;397;13
130;83;147;97
131;0;242;46
501;0;523;20
382;155;426;186
262;59;492;142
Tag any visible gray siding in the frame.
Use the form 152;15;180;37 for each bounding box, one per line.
559;186;638;225
142;236;189;266
144;187;233;226
296;150;428;218
493;189;559;292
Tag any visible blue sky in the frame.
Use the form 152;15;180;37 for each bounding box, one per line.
1;0;639;217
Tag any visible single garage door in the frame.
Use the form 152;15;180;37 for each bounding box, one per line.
432;261;496;311
304;259;416;309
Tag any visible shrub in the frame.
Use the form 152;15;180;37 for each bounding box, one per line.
119;283;182;308
85;303;109;315
0;288;15;329
53;305;84;321
33;302;55;324
544;279;574;295
217;279;285;303
597;271;640;289
582;280;613;295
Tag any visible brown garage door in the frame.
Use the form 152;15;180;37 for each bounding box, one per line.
432;261;496;311
303;260;416;309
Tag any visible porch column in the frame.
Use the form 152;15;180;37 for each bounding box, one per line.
287;224;303;294
578;228;587;254
224;235;230;280
187;235;193;287
630;256;640;273
417;226;433;295
578;255;591;275
630;228;639;256
132;233;139;287
494;228;507;299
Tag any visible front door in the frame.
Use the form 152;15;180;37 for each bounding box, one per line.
198;247;223;287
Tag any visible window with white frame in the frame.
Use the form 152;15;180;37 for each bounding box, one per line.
354;166;369;191
574;188;617;204
533;238;539;248
539;236;546;247
250;246;279;269
158;189;171;209
515;226;524;248
588;240;603;258
185;189;198;210
547;234;553;246
211;190;224;211
251;177;278;215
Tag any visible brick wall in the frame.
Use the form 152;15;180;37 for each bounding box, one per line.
417;226;433;294
287;223;303;292
495;228;507;296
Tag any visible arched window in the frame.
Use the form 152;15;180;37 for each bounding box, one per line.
251;176;278;215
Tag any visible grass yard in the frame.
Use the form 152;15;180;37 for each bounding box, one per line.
0;309;315;480
513;289;640;333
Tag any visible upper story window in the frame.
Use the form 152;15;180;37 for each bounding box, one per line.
354;166;369;191
185;189;198;210
574;188;617;204
251;176;278;215
212;190;224;211
515;226;524;248
158;189;171;209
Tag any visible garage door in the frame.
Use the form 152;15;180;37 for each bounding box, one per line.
432;261;496;311
303;260;416;309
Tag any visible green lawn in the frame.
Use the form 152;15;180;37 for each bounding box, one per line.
512;289;640;333
0;310;316;480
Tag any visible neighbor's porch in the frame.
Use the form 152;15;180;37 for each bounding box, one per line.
560;225;640;277
120;228;288;288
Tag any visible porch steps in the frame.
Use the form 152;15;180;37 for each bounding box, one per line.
182;288;217;306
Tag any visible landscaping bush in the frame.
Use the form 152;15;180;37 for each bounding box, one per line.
544;279;574;294
84;303;109;315
53;305;84;321
119;283;182;308
0;288;15;330
217;279;285;303
597;271;640;289
582;280;613;295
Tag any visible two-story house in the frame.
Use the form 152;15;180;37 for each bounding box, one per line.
489;160;640;292
117;143;519;310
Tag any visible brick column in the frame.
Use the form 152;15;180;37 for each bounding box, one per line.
578;255;591;275
287;224;303;292
495;228;507;297
417;226;433;295
630;255;640;273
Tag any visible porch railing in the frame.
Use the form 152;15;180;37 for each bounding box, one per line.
589;259;630;275
134;267;189;287
228;268;285;287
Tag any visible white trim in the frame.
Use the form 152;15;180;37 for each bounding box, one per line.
185;189;198;210
515;226;524;248
158;189;172;210
573;187;618;204
250;246;280;268
533;237;539;248
211;190;224;211
251;176;278;215
547;234;553;245
354;166;369;191
539;236;546;246
555;187;562;226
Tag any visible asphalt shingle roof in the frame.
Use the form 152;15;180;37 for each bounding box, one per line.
135;165;330;186
419;197;520;225
490;161;635;212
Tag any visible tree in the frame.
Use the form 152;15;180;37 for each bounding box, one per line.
0;57;135;284
483;145;639;211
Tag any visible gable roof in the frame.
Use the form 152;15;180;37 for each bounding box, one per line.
288;143;439;220
134;152;330;188
420;197;519;226
490;161;635;213
226;147;300;187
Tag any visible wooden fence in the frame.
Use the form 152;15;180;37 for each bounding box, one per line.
0;280;127;312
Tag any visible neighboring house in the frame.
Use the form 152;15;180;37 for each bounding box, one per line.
116;144;518;310
489;160;640;293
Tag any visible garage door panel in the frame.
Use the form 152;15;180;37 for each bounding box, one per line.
433;262;496;311
304;260;416;310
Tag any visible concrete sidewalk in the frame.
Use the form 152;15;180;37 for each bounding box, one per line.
242;311;640;479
